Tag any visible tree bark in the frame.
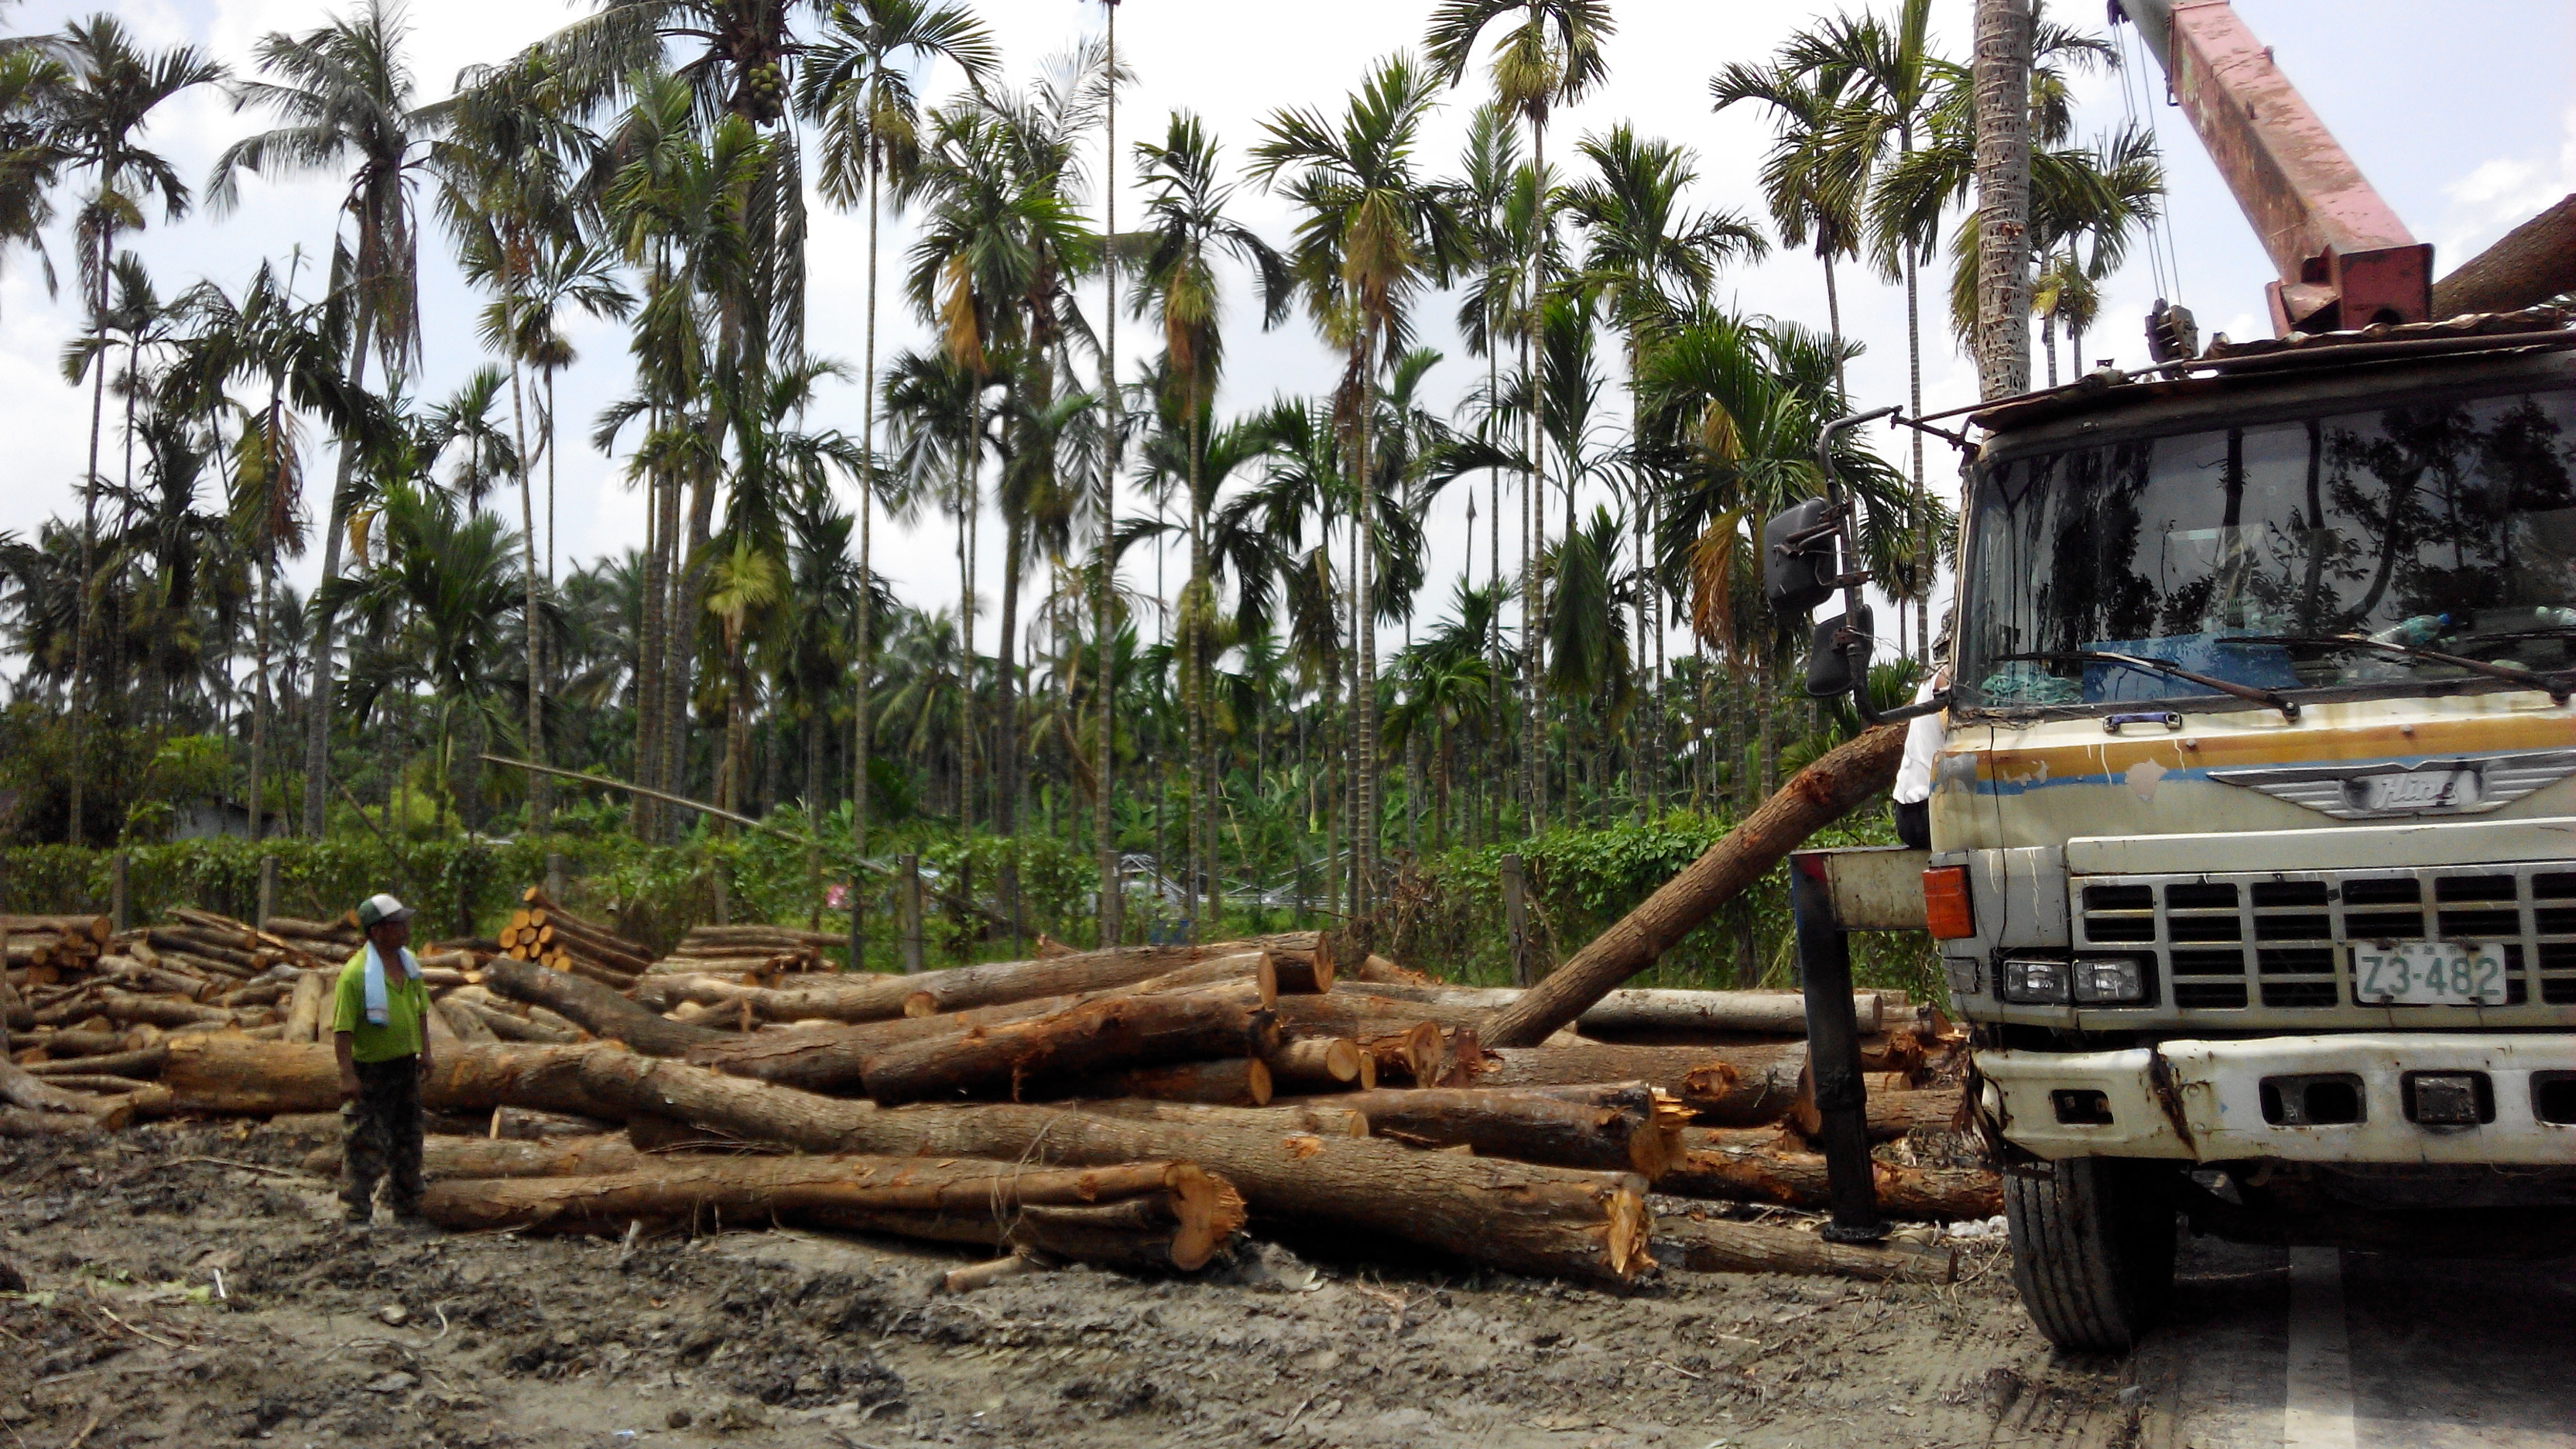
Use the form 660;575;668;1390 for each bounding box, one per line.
1787;1082;1963;1142
1480;724;1904;1047
1317;1083;1688;1179
1467;1044;1805;1126
1057;1057;1272;1108
648;937;1313;1026
301;313;376;836
1972;0;2035;400
2431;194;2576;317
421;1154;1245;1271
1328;981;1879;1037
1656;1210;1958;1280
1660;1127;2001;1218
860;994;1280;1106
147;1040;1656;1283
482;958;716;1059
1263;1036;1365;1091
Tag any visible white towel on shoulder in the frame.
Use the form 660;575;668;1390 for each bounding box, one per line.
361;942;417;1026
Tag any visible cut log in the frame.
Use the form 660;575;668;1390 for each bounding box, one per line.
532;921;655;977
679;1000;1070;1091
0;1055;107;1115
438;999;501;1044
1331;981;1879;1038
683;925;847;949
89;988;234;1030
1347;952;1434;987
670;937;1317;1026
1787;1081;1965;1142
17;1029;126;1058
1659;1127;2002;1219
1318;1083;1690;1178
449;995;581;1045
0;961;29;1032
283;972;329;1044
1263;1037;1364;1091
861;995;1282;1105
1070;1098;1370;1138
491;1105;620;1140
1466;1044;1807;1128
1113;951;1275;1005
481;957;716;1059
23;1046;164;1080
142;1040;1654;1283
1654;1210;1956;1281
399;1132;655;1179
0;1106;104;1138
1261;942;1335;995
1057;1057;1273;1107
1;915;109;945
1482;724;1904;1047
149;1038;621;1119
420;1156;1247;1272
2433;195;2576;317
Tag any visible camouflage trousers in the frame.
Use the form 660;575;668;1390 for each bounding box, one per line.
341;1057;424;1220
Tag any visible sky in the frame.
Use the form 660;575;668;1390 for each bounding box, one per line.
1;0;2570;676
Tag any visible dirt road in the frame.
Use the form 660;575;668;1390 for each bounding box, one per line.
2;1119;2568;1447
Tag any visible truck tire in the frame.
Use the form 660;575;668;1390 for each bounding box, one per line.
2005;1157;2176;1353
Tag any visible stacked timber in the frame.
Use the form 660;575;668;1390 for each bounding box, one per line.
4;889;1993;1288
498;888;652;992
262;913;365;957
2;914;108;985
649;924;844;981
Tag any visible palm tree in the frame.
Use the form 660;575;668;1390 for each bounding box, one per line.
1425;2;1610;837
1563;122;1762;814
320;481;526;831
796;0;996;959
1451;102;1530;835
0;45;67;310
597;75;770;834
1710;58;1865;396
211;0;443;838
44;14;222;844
1252;53;1464;916
1128;110;1289;926
1639;312;1912;800
170;253;347;841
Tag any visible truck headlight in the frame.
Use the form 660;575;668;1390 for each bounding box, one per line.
2072;957;2146;1005
2002;957;2071;1004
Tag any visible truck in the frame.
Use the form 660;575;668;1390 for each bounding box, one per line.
1776;0;2576;1352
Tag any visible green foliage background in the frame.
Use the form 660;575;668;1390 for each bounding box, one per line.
0;806;1941;1001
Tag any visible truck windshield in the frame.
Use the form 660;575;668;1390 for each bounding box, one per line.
1956;389;2576;709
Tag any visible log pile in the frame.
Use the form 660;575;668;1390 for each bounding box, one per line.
498;889;653;992
649;924;844;982
8;890;1989;1290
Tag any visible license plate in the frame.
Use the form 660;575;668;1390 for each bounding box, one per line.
2350;940;2509;1005
2350;768;2481;813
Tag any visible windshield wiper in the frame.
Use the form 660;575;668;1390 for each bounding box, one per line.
2220;634;2574;705
1998;650;2303;722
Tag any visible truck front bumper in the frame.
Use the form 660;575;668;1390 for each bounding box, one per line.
1975;1034;2576;1165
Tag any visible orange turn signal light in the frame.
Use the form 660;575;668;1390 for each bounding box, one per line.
1923;865;1975;940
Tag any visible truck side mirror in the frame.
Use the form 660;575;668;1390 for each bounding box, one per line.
1762;498;1839;618
1804;608;1872;700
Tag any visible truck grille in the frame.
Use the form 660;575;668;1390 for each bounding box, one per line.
2072;867;2576;1012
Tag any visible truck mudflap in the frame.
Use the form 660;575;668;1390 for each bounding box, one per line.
1975;1034;2576;1165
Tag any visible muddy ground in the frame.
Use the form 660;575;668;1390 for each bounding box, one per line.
0;1119;2183;1449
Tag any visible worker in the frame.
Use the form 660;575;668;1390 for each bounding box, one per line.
332;892;433;1229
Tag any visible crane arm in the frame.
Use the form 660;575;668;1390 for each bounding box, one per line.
2117;0;2430;335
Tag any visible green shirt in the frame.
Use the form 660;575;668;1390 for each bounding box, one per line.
331;949;430;1063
